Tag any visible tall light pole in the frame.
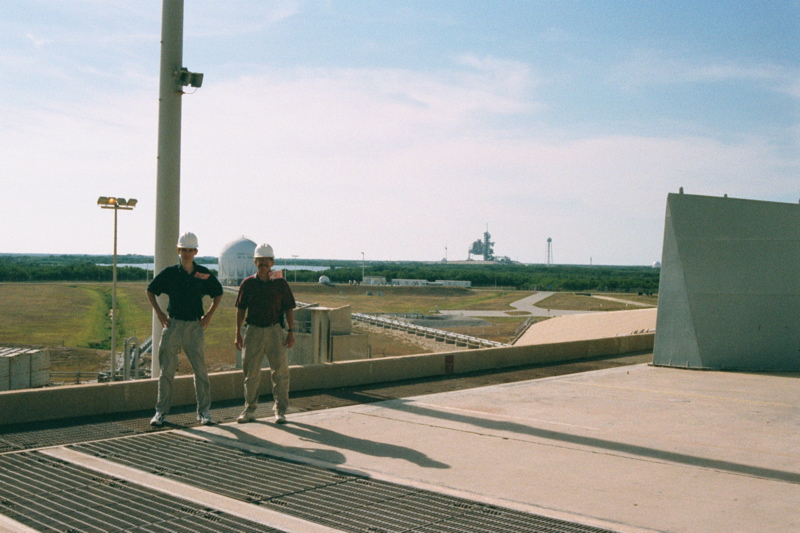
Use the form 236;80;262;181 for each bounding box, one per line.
97;196;137;380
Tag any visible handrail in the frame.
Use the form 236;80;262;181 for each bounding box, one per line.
352;313;508;349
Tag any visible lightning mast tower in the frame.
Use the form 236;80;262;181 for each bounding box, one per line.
546;238;553;266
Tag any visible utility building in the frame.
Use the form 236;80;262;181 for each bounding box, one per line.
289;305;370;365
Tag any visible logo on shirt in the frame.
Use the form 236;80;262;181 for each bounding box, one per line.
194;272;210;280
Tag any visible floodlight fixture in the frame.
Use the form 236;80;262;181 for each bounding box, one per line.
98;196;137;210
189;72;203;88
175;67;203;88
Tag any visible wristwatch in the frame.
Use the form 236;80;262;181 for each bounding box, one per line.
287;328;294;332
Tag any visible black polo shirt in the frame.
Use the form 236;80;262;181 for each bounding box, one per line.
147;262;223;321
236;274;296;327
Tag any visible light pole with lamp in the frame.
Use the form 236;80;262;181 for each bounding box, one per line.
97;196;137;380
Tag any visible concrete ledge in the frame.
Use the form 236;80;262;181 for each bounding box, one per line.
0;333;653;426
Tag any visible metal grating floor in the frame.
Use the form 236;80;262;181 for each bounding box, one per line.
69;432;617;533
0;420;138;454
0;450;283;532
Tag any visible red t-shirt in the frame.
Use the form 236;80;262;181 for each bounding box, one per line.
235;275;296;327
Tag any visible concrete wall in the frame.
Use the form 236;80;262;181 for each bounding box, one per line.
653;192;800;371
329;306;352;334
291;305;365;364
289;334;316;366
0;333;653;426
331;334;370;361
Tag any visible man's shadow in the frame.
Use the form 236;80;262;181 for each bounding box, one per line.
210;420;449;470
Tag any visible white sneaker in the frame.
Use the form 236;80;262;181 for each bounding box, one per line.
274;413;287;424
237;410;256;424
197;412;213;425
150;411;166;427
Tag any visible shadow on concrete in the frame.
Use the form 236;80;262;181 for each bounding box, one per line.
209;420;450;470
381;399;800;484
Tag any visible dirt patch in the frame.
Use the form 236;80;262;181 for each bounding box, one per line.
355;323;462;355
48;346;108;373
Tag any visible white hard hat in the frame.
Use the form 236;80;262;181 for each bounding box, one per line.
177;232;199;249
254;243;274;258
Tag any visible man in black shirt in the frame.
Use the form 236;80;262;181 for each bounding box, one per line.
147;232;223;427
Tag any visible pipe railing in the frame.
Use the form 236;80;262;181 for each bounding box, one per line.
352;313;508;349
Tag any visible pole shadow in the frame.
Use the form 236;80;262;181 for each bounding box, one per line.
379;398;800;484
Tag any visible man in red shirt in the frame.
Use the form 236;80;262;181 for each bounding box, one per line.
234;244;296;423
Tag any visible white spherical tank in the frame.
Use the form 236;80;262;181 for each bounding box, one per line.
219;236;257;286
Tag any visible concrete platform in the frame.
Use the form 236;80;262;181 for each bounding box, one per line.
516;309;657;345
2;362;798;532
148;365;800;531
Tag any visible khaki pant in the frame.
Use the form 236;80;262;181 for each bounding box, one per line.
155;319;211;415
241;324;289;415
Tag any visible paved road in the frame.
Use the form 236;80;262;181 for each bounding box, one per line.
439;291;596;318
591;295;655;307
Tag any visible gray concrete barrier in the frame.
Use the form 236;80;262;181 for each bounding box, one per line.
0;333;653;426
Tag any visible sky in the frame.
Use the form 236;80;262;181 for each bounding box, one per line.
1;1;798;265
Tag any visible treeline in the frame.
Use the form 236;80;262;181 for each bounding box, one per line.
0;254;216;265
0;259;150;282
295;263;660;293
0;256;660;292
0;254;218;282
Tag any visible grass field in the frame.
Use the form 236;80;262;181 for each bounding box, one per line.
288;284;536;313
0;282;657;377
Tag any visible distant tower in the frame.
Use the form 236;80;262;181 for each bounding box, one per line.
546;238;553;266
482;228;495;261
468;226;495;261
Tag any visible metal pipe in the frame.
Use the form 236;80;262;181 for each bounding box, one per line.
123;337;131;381
123;336;139;380
133;341;141;379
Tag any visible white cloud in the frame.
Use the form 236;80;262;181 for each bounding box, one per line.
0;90;158;256
1;48;795;263
166;64;797;263
611;49;800;97
185;0;302;37
2;4;797;265
25;33;52;48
